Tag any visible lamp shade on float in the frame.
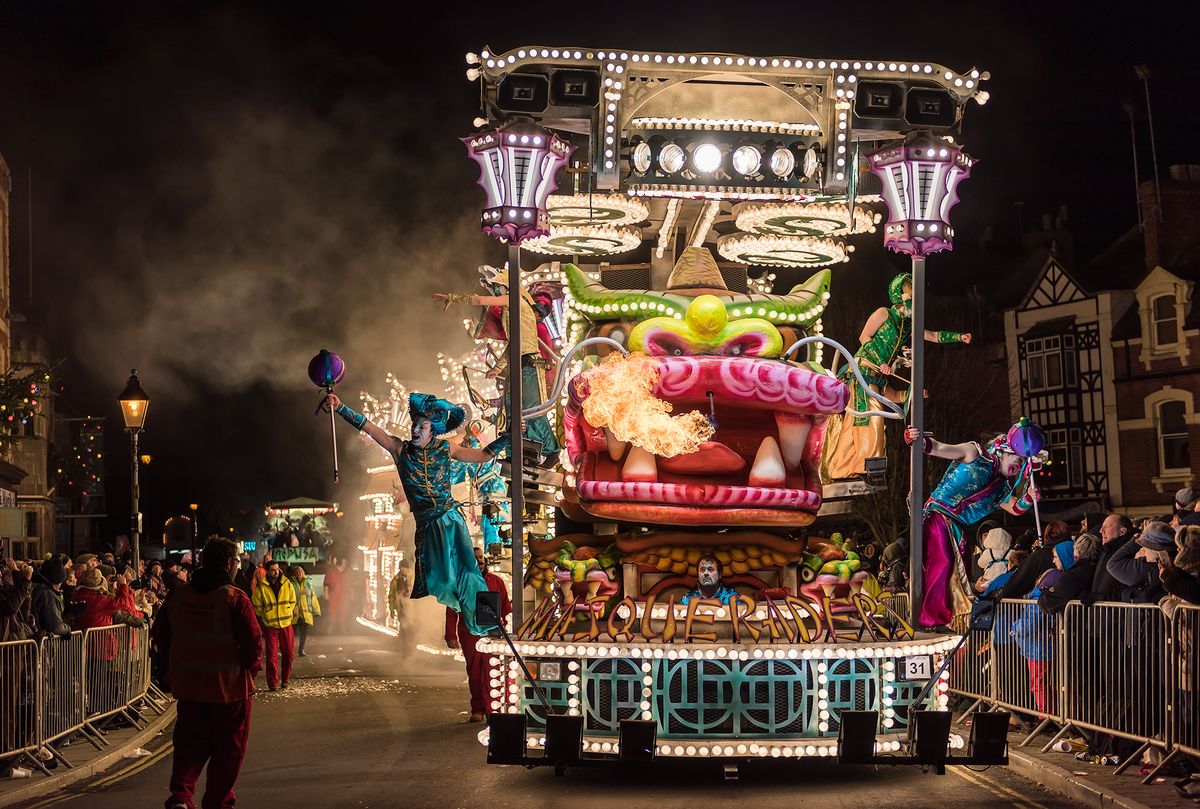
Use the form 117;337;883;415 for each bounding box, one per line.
462;117;574;245
308;349;346;389
868;130;975;256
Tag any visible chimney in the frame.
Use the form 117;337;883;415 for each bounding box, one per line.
1054;205;1068;229
1041;213;1053;231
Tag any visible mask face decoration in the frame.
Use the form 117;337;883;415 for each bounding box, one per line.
559;254;850;528
697;558;720;588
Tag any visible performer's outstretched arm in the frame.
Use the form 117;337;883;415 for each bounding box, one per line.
324;393;400;454
904;426;980;462
449;434;510;465
922;329;972;344
432;292;507;310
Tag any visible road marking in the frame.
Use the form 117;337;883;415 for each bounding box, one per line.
952;764;1051;809
90;740;174;789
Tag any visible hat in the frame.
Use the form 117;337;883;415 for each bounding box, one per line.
1137;521;1175;551
408;392;466;437
1175;526;1200;575
39;557;67;585
1053;541;1076;571
99;564;116;578
79;568;106;589
1175;487;1198;509
74;553;97;567
1073;533;1101;562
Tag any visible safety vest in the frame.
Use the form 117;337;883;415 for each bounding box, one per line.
167;584;254;704
252;577;297;629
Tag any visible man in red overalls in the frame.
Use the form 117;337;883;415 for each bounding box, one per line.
154;538;262;809
445;546;510;722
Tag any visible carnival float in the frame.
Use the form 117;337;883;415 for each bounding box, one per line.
330;45;1021;773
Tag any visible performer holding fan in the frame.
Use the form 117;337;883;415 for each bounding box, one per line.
321;385;507;636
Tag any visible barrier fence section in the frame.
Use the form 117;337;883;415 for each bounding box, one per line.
947;597;1198;782
0;624;160;776
0;638;39;763
1168;604;1200;763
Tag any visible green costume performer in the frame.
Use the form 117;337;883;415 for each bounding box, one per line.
822;273;970;481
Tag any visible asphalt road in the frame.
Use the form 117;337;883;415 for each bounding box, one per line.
23;631;1087;809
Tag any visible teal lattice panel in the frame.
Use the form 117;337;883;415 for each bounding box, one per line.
583;657;645;733
521;679;572;729
823;658;880;736
656;658;816;738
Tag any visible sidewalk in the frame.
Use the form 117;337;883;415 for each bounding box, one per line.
0;702;176;809
1002;729;1196;809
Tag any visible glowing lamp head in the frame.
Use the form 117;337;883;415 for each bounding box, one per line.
631;141;653;175
658;143;686;174
769;146;796;179
462;117;574;244
732;145;762;177
692;143;723;175
118;370;150;431
869;130;974;256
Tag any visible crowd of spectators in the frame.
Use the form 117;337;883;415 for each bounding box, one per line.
1;541;331;780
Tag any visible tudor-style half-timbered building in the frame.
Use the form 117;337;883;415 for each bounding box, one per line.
1004;250;1132;511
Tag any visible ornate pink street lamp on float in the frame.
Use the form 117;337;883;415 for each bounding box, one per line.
462;118;574;244
868;130;974;623
463;116;575;629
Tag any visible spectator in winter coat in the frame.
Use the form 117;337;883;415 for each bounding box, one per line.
1172;487;1200;529
1160;525;1200;605
1000;541;1057;600
1010;541;1076;715
31;558;71;638
1107;520;1175;604
1038;534;1101;613
1;558;34;641
1084;514;1134;603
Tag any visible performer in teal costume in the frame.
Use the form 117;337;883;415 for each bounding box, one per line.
325;391;507;636
461;421;511;550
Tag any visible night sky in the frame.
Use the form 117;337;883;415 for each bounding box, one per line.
0;1;1194;547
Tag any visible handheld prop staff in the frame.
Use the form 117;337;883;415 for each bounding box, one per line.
1006;417;1048;540
309;349;347;482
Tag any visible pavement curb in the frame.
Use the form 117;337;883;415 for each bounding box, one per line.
1009;748;1156;809
0;701;177;809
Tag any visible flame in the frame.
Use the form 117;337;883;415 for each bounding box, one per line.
580;353;713;458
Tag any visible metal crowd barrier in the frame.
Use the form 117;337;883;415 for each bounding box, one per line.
0;638;39;766
0;624;164;777
947;597;1197;784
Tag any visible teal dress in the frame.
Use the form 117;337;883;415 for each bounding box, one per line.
391;438;496;635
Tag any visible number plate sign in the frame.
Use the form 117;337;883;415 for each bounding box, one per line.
900;655;932;681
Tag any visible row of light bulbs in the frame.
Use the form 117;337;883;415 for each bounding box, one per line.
477;635;959;660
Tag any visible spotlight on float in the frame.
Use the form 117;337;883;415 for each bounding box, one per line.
545;714;584;766
618;720;657;762
731;144;763;178
965;711;1009;764
658;141;687;175
912;710;953;773
768;143;796;179
837;710;879;765
691;142;723;175
487;713;528;765
864;456;888;488
630;138;653;176
799;144;821;181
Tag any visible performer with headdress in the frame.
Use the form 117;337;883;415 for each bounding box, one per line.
461;419;511;551
823;273;971;481
904;423;1041;628
323;390;507;635
434;266;560;463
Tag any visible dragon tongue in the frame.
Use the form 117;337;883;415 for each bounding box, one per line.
658;441;747;475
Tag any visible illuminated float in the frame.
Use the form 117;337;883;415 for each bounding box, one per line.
456;45;1004;769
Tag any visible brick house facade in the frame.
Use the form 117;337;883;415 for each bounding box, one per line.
1005;167;1200;519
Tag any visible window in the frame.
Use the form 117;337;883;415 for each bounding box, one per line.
1159;400;1190;473
24;511;38;540
1025;334;1076;392
1152;294;1179;348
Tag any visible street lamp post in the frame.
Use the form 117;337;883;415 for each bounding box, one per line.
869;132;974;624
118;370;150;568
188;503;199;562
463;117;573;630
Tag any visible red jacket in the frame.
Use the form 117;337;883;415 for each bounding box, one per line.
154;569;262;704
71;582;135;661
445;572;510;642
